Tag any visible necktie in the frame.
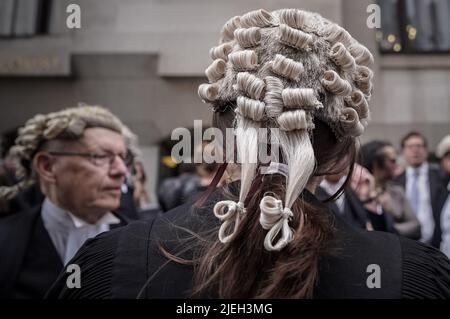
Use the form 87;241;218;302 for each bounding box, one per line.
410;169;420;214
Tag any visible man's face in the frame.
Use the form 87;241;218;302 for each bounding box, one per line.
402;136;428;167
51;128;127;221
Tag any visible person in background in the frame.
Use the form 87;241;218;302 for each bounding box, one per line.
3;124;143;221
436;135;450;258
157;167;201;212
0;128;20;215
130;161;162;220
114;125;146;221
360;141;421;240
395;132;447;247
436;135;450;185
132;161;152;210
158;141;224;212
318;168;396;233
0;128;19;187
0;106;130;298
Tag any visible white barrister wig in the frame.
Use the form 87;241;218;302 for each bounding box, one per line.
0;105;125;200
198;9;375;251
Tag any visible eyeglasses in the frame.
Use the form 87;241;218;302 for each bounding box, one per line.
48;151;134;167
404;144;425;150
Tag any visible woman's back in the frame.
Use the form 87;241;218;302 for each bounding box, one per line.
46;188;450;299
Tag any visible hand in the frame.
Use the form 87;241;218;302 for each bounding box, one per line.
350;164;377;202
377;190;401;219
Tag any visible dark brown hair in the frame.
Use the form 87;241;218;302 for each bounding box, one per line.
359;140;392;174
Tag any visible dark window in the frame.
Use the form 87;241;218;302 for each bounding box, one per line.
0;0;52;37
378;0;450;53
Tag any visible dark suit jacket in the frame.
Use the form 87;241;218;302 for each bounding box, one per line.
0;205;128;299
317;186;396;233
395;165;448;248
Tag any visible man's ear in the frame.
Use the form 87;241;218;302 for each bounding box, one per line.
33;152;57;184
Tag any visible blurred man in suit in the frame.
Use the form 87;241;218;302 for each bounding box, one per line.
395;132;447;248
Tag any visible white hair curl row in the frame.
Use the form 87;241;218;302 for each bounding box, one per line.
210;43;233;61
277;109;309;131
236;96;266;122
329;42;356;72
220;16;241;43
240;9;276;28
282;88;323;110
263;76;284;118
339;107;365;137
278;8;308;29
234;27;262;48
233;73;319;130
205;59;227;83
198;83;219;103
325;23;353;48
348;43;374;68
270;54;304;81
321;70;353;96
228;50;258;71
235;72;266;100
354;65;373;97
345;90;370;120
279;24;313;50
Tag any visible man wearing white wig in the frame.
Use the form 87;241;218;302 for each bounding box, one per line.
48;9;450;299
0;106;131;298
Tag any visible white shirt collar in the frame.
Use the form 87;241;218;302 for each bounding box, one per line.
320;176;346;195
41;198;121;264
405;162;435;243
67;209;120;228
320;177;346;214
406;162;428;177
42;198;120;229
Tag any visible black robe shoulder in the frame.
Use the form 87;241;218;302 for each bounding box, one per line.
46;188;450;299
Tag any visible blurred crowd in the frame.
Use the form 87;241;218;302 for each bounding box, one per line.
319;132;450;253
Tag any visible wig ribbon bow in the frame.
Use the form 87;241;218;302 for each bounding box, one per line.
213;200;246;243
259;195;295;251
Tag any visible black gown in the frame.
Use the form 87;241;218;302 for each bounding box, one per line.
0;205;129;299
46;185;450;299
